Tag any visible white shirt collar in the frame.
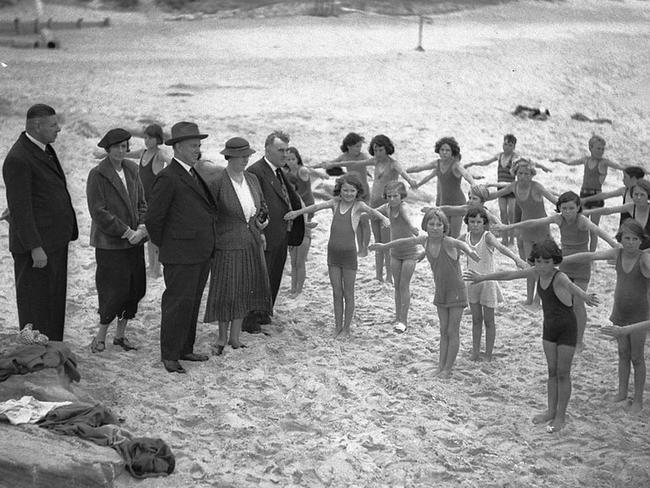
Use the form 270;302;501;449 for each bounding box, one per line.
25;132;47;152
264;156;280;173
174;157;193;174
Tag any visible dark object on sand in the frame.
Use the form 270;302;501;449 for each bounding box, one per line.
571;112;613;125
513;105;550;121
326;166;345;176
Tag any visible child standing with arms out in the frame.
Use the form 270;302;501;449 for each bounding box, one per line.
563;219;650;414
375;181;422;332
371;208;479;378
461;207;528;361
285;174;389;337
464;238;599;432
551;135;625;251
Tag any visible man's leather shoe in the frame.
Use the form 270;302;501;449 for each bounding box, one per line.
163;360;186;374
180;353;209;362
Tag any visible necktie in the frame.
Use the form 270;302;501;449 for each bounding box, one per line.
275;168;288;200
190;168;207;199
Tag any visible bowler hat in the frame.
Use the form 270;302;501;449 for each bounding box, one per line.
220;137;256;157
165;121;208;146
97;128;131;149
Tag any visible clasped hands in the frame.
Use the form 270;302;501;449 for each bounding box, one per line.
122;225;148;245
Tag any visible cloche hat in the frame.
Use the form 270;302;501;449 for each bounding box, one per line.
220;137;256;157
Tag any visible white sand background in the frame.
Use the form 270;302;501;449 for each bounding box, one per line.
0;0;649;486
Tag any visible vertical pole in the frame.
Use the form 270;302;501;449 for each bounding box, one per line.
415;15;424;51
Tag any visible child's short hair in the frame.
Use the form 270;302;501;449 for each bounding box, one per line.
287;146;303;166
555;191;583;213
512;158;536;176
616;218;648;242
634;179;650;197
369;134;395;156
421;208;449;234
588;135;606;148
383;181;407;200
464;206;489;227
333;174;365;200
340;132;364;153
144;124;163;145
624;166;645;179
503;134;517;145
528;238;563;264
434;136;461;159
470;184;489;202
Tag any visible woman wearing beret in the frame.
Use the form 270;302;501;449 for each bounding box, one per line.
204;137;272;355
87;128;148;353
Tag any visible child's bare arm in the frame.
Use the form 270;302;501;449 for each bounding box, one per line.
581;187;625;204
414;170;438;189
464;267;533;283
580;215;619;248
486;232;528;268
284;199;335;220
603;158;626;171
640;252;650;278
359;202;390;227
562;248;617;265
494;214;556;233
539;184;558;205
398;205;420;235
437;204;467;217
369;235;425;251
583;203;630;218
559;272;599;306
407;161;436;174
455;163;477;186
447;236;480;262
602;320;650;338
551;157;584;166
464;154;498;168
393;160;418;188
485;182;515;201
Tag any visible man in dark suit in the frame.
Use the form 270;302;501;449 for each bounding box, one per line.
244;131;304;332
2;104;78;342
145;122;218;374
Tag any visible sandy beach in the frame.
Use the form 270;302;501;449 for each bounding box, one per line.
1;0;649;486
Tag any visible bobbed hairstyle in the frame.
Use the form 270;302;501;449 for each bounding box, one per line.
588;135;606;148
383;180;407;200
555;191;582;214
434;136;461;158
340;132;365;153
26;104;56;120
144;124;163;145
333;173;365;200
287;146;303;166
634;179;650;198
464;206;489;227
512;158;536;177
616;218;648;243
528;237;563;265
421;207;449;234
624;166;645;179
369;134;395;156
503;134;517;145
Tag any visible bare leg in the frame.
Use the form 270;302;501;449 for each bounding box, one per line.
371;219;385;282
147;242;161;277
470;302;483;361
91;319;111;352
380;226;392;284
217;321;229;347
549;344;576;432
115;317;128;339
506;197;517;245
448;215;462;239
608;335;632;402
289;246;298;295
341;268;357;335
523;239;535;305
483;305;496;361
294;236;310;295
439;307;463;378
228;319;244;348
329;266;344;335
357;215;370;257
437;306;449;375
629;329;647;414
397;259;416;325
391;257;403;322
573;280;588;351
533;340;559;425
498;197;510;245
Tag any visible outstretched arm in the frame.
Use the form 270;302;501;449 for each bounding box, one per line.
369;235;426;251
533;160;553;173
603;157;626;172
455;163;477;186
437;204;468;217
557;272;599;306
579;215;619;248
464;155;498;169
398;205;420;235
446;236;480;262
581;186;625;204
407;161;436;174
414;169;438;189
602;320;650;338
494;214;556;233
561;248;618;265
485;182;515;201
538;183;558;205
551;157;584;166
393;160;419;188
284;199;336;220
464;267;534;283
583;203;631;218
485;232;528;268
358;201;390;227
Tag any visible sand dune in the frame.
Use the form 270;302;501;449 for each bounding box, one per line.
1;0;649;486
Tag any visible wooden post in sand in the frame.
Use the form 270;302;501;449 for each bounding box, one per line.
415;15;425;51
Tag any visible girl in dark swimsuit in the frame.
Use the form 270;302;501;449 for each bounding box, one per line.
465;238;599;432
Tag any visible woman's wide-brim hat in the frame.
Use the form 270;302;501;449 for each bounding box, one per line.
220;137;255;157
97;128;131;149
165;121;208;146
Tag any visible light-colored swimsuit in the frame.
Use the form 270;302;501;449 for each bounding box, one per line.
464;232;502;308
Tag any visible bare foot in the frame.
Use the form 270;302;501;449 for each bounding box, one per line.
333;327;343;338
485;354;493;362
547;417;566;433
358;248;368;257
470;352;480;362
433;367;443;377
532;410;555;425
628;401;643;415
575;341;585;353
438;369;452;379
606;392;628;403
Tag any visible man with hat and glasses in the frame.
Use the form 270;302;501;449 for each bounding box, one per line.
2;104;78;342
145;121;218;374
243;131;304;332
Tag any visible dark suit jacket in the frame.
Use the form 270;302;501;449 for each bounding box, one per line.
246;158;304;246
2;132;78;254
86;158;147;250
145;159;217;264
210;170;266;250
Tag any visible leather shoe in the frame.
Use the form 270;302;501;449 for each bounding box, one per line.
180;353;209;362
163;360;186;374
113;337;138;351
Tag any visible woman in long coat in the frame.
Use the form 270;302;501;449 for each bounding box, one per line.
204;137;272;355
87;128;147;352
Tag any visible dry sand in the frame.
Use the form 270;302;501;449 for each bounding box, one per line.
0;0;649;486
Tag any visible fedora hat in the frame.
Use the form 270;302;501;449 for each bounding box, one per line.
165;121;208;146
97;128;131;149
220;137;256;157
